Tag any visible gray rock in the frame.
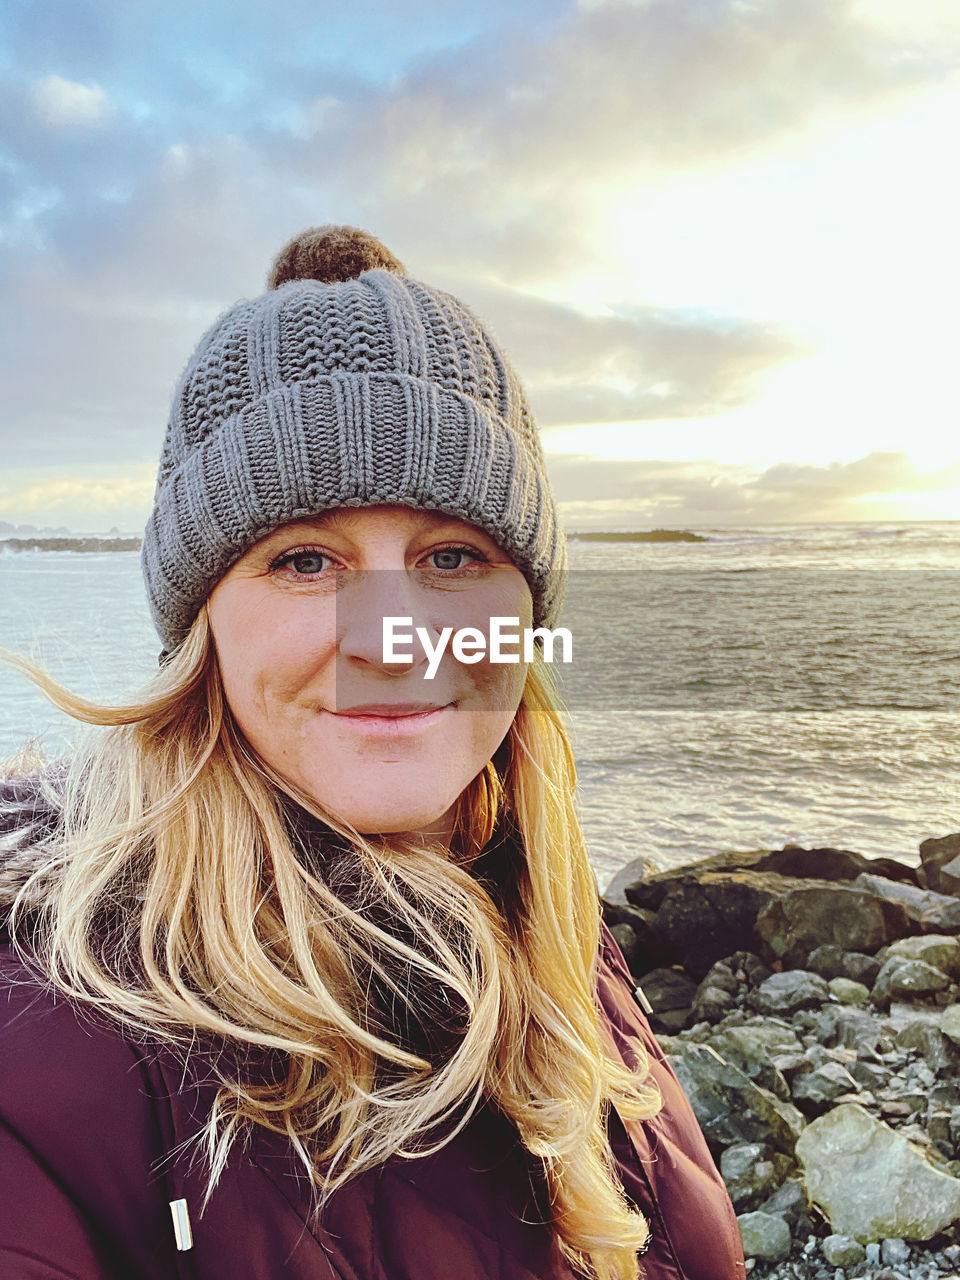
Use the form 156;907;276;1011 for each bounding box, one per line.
722;951;773;989
854;872;960;933
647;869;790;977
736;1210;791;1261
691;983;736;1023
698;959;740;996
805;944;847;980
756;1177;811;1230
756;883;903;967
791;1061;860;1113
720;1142;781;1210
847;1059;890;1090
879;934;960;980
603;855;664;906
895;1020;958;1073
755;846;917;886
940;1003;960;1044
750;970;831;1016
811;1004;885;1056
802;1042;831;1068
881;1237;911;1265
601;900;668;973
828;977;870;1005
708;1028;791;1101
821;1234;866;1266
927;1109;952;1145
940;852;960;897
728;1020;804;1055
872;957;951;1008
841;951;882;986
665;1041;806;1157
795;1102;960;1242
770;1052;810;1079
808;945;882;987
919;833;960;894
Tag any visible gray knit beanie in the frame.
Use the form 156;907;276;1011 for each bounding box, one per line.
142;225;567;658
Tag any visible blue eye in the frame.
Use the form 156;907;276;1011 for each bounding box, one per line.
272;549;330;576
429;546;485;571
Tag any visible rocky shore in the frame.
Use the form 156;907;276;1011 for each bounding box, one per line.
568;528;707;542
602;833;960;1279
0;536;141;553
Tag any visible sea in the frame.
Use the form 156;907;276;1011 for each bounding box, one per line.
1;520;958;895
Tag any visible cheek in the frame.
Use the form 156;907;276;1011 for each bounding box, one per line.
208;589;335;717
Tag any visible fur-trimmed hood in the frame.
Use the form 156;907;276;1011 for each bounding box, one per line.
0;761;67;931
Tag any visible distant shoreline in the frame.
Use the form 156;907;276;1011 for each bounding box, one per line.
0;536;142;553
568;529;707;543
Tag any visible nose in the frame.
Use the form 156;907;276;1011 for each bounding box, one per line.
335;568;436;675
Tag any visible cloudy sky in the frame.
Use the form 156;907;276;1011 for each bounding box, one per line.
1;0;958;532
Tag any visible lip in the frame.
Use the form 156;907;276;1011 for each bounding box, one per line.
335;701;447;717
324;702;453;738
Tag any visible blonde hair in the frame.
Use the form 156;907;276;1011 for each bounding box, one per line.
4;609;662;1280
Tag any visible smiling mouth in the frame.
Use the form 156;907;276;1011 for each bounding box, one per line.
323;702;453;736
334;701;448;717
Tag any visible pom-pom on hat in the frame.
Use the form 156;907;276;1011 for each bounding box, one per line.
142;224;567;657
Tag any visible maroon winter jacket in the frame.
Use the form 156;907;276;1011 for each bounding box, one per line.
0;776;745;1280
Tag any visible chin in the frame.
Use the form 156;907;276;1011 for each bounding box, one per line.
316;795;455;839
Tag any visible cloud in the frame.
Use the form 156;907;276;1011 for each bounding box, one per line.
1;0;958;490
548;450;960;525
0;464;157;531
460;283;805;424
30;75;112;127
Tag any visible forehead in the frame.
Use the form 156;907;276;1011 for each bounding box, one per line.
255;505;498;546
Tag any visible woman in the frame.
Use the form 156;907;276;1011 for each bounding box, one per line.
0;225;746;1280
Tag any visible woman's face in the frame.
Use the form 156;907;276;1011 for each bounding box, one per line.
207;506;533;846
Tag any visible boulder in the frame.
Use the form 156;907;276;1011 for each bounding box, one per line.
791;1061;860;1114
941;1004;960;1045
878;934;960;980
691;984;735;1023
736;1211;791;1262
795;1103;960;1242
919;833;960;894
600;901;671;973
720;1142;782;1210
807;945;881;986
708;1027;792;1100
821;1235;866;1266
755;845;917;886
805;944;847;980
645;870;789;978
696;959;739;996
895;1020;958;1073
636;966;697;1033
940;853;960;897
721;951;773;989
665;1041;806;1157
871;957;950;1009
881;1238;911;1265
828;977;870;1006
756;1178;812;1232
603;855;664;907
622;849;775;911
853;873;960;933
749;970;831;1016
756;883;906;968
